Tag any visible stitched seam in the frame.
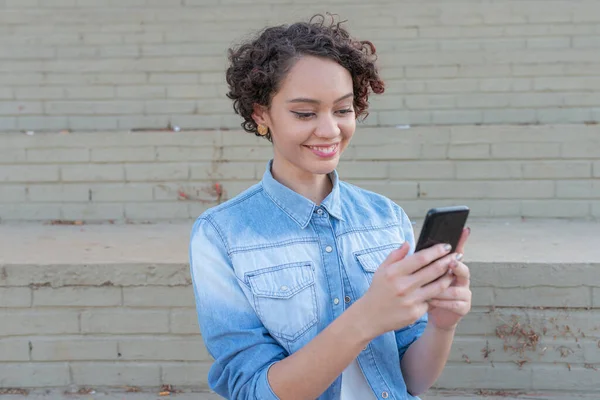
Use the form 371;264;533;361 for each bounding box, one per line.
230;237;319;255
337;222;400;238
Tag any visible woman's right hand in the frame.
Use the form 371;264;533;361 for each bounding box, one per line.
355;242;459;340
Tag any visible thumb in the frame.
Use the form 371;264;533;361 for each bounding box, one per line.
381;242;410;268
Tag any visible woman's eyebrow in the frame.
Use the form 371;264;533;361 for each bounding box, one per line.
287;92;354;104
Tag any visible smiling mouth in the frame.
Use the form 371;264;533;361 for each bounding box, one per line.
304;143;340;158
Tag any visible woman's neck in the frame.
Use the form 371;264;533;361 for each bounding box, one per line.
271;159;333;205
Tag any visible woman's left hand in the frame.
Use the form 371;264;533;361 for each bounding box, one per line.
426;227;472;331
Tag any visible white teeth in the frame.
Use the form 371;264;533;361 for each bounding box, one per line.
309;144;337;153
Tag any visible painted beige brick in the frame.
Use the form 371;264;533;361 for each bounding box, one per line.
0;363;70;387
455;161;523;179
556;180;600;199
171;309;200;334
350;181;418;200
31;337;118;361
483;109;537;124
145;100;196;114
522;161;592;179
61;164;124;182
0;148;26;163
26;184;89;202
431;110;484;125
405;66;458;78
389;161;454;180
595;161;600;177
0;287;31;307
418;181;554;199
0;185;27;202
0;203;62;220
156;146;216;162
91;147;156;162
90;183;154;202
69;116;119;130
0;338;30;362
118;115;170;130
593;202;600;217
123;286;194;307
594;288;600;308
33;286;121;307
65;86;115;99
162;362;211;388
562;141;600;158
70;362;160;386
0;310;79;336
447;144;490;159
479;77;533;92
1;165;59;182
118;337;210;361
190;162;257;180
352;144;421;160
0;101;44;116
81;309;170;334
26;148;89;163
125;163;189;181
491;143;561;159
337;161;388;179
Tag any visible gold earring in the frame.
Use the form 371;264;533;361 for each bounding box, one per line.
257;125;268;136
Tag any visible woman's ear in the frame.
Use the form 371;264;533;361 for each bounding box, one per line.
252;104;269;127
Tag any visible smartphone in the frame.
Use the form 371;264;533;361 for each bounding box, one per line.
414;206;470;253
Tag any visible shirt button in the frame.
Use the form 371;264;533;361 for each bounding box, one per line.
344;296;351;304
316;208;323;215
325;246;333;253
333;298;340;305
382;392;389;399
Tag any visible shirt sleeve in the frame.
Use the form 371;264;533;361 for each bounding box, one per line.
393;204;428;360
189;216;285;400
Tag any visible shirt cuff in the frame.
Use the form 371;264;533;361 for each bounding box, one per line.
256;361;281;400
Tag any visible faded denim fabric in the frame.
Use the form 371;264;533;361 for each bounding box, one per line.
190;160;428;400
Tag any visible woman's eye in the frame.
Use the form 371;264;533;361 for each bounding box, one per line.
292;111;315;120
337;108;354;115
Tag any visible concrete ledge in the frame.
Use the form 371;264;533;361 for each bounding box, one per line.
0;218;598;265
1;219;599;392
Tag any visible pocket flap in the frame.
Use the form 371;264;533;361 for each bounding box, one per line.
246;262;314;299
354;243;402;273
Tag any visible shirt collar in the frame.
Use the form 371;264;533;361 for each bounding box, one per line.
261;160;344;229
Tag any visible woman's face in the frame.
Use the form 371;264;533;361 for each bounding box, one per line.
254;55;356;180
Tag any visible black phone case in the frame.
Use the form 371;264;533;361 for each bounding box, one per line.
414;206;469;252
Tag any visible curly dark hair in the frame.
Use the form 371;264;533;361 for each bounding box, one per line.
225;14;385;141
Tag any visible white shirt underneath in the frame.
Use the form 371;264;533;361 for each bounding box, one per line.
340;360;377;400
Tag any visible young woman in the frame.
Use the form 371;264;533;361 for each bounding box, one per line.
190;14;472;400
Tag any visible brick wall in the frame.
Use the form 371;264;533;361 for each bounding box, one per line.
1;1;600;131
0;126;598;222
1;261;598;392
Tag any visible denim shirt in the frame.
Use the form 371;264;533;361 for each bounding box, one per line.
190;161;428;400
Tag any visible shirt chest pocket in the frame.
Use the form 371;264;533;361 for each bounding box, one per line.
354;243;402;284
246;262;318;343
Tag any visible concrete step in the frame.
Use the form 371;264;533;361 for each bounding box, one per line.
1;218;599;393
1;388;598;400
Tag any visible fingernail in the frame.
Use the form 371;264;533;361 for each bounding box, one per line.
443;244;452;252
456;253;464;261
